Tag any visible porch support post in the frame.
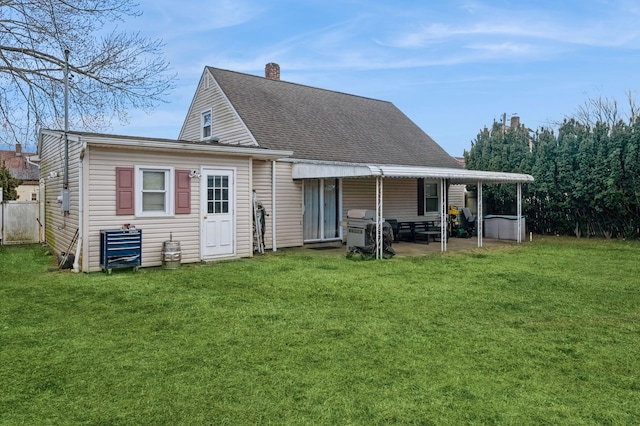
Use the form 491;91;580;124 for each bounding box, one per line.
477;181;483;248
440;178;448;252
517;182;522;244
375;176;383;259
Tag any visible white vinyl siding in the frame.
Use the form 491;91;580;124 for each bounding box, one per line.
84;147;252;272
448;184;466;210
342;178;463;225
179;70;258;146
343;178;418;222
39;132;82;262
274;161;303;248
251;160;305;250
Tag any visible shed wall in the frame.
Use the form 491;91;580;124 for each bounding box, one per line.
84;147;252;272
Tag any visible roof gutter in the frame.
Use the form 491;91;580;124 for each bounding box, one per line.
82;137;292;160
39;130;293;161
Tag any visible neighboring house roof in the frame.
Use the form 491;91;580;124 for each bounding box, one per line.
9;164;40;182
207;67;462;169
0;145;40;182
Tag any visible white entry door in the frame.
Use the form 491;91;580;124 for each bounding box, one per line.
201;168;235;258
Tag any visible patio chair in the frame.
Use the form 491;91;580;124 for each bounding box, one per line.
460;208;476;238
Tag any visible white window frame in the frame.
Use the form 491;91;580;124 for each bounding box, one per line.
425;182;439;214
135;165;174;217
201;109;212;140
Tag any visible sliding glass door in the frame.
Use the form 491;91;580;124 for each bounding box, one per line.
303;179;341;241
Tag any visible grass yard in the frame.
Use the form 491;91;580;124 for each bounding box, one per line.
1;238;639;425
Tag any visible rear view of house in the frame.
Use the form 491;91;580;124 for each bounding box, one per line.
179;64;532;252
38;63;532;271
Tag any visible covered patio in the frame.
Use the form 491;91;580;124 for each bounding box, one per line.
292;161;534;259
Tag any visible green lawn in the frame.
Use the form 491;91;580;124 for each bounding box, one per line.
1;239;639;425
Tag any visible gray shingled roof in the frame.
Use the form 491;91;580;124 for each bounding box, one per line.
10;164;40;181
208;67;461;169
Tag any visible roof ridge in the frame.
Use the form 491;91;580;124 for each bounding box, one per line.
206;66;395;105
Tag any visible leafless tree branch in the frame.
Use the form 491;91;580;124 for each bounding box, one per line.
0;0;175;148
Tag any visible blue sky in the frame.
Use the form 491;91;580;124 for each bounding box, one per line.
113;0;640;157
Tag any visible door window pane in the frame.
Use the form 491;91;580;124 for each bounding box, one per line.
208;174;230;214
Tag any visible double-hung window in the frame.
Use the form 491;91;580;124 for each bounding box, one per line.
425;183;439;213
201;110;212;139
135;166;174;216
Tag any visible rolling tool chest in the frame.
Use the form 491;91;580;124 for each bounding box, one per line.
100;229;142;273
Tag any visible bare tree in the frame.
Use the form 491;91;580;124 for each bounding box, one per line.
626;89;639;123
0;0;175;147
574;94;619;127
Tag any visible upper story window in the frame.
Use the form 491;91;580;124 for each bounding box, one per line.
201;110;212;139
425;183;438;213
135;165;174;217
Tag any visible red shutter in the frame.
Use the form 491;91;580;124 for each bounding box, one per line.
175;169;191;214
116;167;134;215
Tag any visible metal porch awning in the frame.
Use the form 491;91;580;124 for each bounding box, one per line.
291;161;534;183
291;161;534;258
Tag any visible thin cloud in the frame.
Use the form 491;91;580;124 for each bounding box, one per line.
385;19;640;49
138;0;265;38
374;0;640;51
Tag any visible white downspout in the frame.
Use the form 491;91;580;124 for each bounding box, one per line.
26;156;41;169
73;141;86;272
271;160;277;252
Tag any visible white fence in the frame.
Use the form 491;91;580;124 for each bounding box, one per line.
1;200;41;245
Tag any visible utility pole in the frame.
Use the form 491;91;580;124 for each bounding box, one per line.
60;48;70;215
63;48;70;190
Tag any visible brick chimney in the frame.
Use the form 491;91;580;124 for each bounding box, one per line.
510;115;520;129
15;143;22;157
265;63;280;80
